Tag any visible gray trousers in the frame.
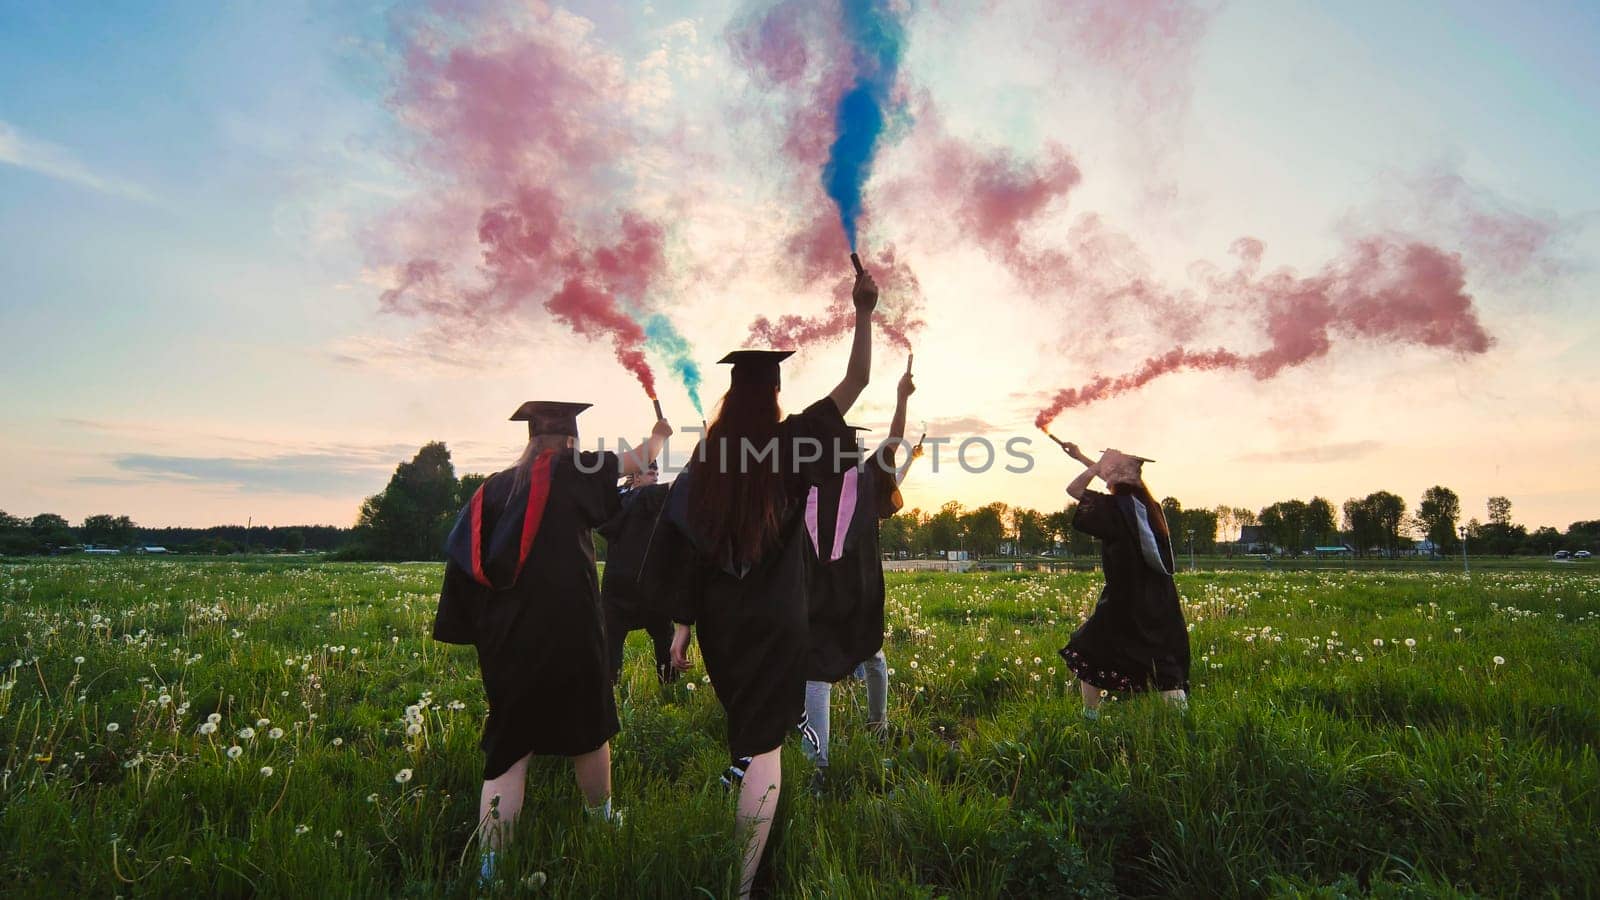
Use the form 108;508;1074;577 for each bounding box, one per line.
801;650;888;767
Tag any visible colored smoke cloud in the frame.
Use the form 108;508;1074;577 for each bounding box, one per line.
824;0;908;250
369;1;701;399
1035;237;1495;428
727;0;924;350
644;314;704;415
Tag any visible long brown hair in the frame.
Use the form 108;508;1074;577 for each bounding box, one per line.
1111;479;1169;540
689;382;784;567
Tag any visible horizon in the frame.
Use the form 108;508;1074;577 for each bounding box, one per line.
3;1;1597;532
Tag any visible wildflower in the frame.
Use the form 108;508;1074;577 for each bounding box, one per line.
260;766;274;777
395;768;413;784
1372;638;1384;648
295;824;311;835
333;830;344;840
106;722;120;733
1404;638;1416;649
685;682;696;691
207;713;222;725
238;727;255;740
198;722;218;736
909;660;918;670
367;793;379;803
256;718;270;728
158;694;172;706
227;745;243;759
332;737;344;747
406;723;421;737
74;656;85;665
524;872;547;888
1493;656;1505;666
268;728;284;740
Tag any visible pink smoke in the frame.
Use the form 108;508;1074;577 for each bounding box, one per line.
369;1;666;395
746;245;922;351
1036;237;1494;428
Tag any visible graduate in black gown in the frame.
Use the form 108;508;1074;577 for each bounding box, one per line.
1054;444;1191;719
665;267;878;898
596;461;678;687
432;401;671;879
801;359;917;784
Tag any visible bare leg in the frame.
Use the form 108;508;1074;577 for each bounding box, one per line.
572;741;612;808
1160;688;1189;711
478;753;532;852
1078;678;1103;709
735;747;782;898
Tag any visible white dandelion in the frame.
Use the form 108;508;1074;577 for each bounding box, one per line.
268;728;284;740
106;722;120;733
259;766;274;777
198;722;218;736
227;745;243;760
237;727;255;740
395;768;413;784
1493;656;1505;666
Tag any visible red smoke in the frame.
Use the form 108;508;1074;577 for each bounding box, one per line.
1036;237;1495;428
369;1;665;395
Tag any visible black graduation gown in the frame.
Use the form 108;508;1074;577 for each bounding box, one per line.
433;450;622;778
1059;489;1191;693
804;444;901;683
596;482;677;681
665;397;855;759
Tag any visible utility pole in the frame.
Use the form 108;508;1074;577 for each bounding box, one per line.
1187;529;1196;572
1460;524;1469;575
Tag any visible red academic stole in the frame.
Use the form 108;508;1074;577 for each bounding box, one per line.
463;452;555;589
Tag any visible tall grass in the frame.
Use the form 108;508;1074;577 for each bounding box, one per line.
1;560;1595;896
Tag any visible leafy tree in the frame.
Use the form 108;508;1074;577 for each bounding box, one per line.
926;501;964;555
1417;486;1461;552
1365;491;1407;556
80;514;136;548
1260;500;1309;553
879;508;920;556
1011;508;1049;555
961;503;1007;556
1343;499;1379;556
1528;526;1562;556
457;472;489;507
1487;496;1513;527
352;442;463;561
1180;507;1219;554
1160;497;1183;528
1306;497;1338;547
281;529;306;553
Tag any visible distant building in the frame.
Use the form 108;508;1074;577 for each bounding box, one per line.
83;547;121;555
138;546;169;554
1235;525;1272;554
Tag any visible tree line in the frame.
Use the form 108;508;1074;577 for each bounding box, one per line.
7;442;1597;560
0;511;351;556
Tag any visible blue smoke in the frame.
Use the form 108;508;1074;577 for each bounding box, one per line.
822;0;906;250
644;314;704;416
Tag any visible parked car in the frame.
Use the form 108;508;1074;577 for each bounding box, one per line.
1553;550;1572;560
1576;550;1593;559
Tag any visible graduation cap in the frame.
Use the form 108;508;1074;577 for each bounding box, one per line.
510;401;592;437
718;349;794;388
1101;448;1156;464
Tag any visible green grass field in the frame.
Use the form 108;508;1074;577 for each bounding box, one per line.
2;560;1596;898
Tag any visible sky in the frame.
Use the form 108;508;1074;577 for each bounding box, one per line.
1;0;1597;532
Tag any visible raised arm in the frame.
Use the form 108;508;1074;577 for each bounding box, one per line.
886;357;915;460
827;268;878;415
1066;456;1100;500
620;418;673;476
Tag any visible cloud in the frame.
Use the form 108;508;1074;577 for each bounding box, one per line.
0;120;153;201
1234;441;1383;465
110;449;408;495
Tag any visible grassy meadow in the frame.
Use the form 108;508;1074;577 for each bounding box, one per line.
1;559;1597;898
